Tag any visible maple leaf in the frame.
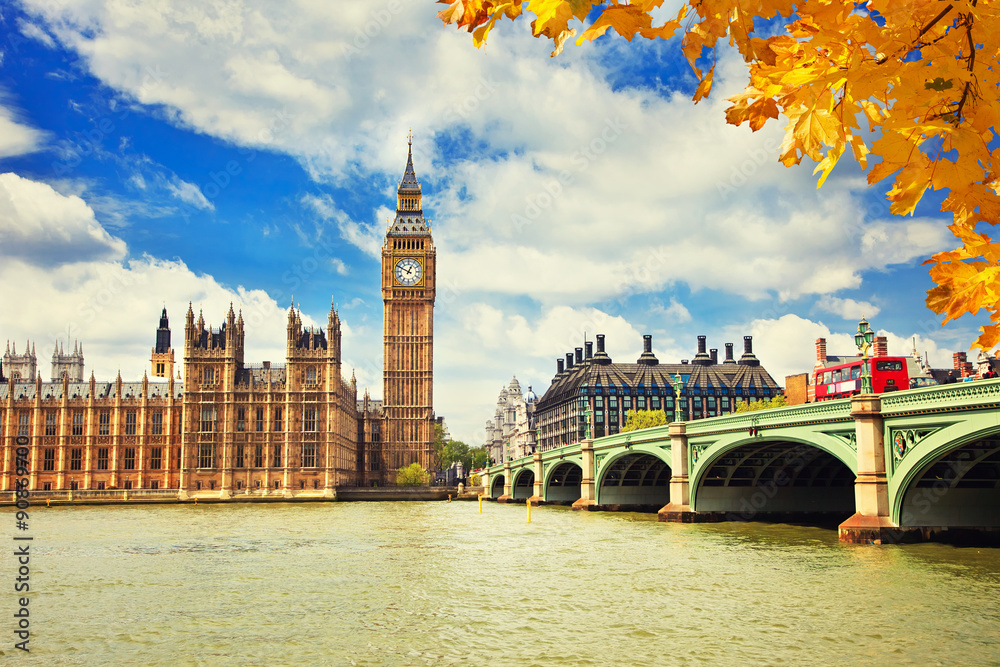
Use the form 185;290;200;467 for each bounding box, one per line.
693;66;714;103
577;4;652;44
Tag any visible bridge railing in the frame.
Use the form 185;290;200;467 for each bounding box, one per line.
686;398;854;435
879;377;1000;414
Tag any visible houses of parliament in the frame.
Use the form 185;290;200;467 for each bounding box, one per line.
0;140;436;497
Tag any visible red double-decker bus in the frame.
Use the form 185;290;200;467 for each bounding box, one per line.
814;357;909;401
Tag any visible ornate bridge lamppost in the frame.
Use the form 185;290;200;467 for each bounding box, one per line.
855;316;875;394
582;404;593;440
671;374;685;421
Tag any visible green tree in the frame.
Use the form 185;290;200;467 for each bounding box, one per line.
432;422;447;470
439;440;489;472
620;409;669;432
441;439;470;469
396;463;430;487
471;447;488;469
735;395;788;413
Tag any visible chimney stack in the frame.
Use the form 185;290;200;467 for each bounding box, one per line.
874;336;888;358
593;334;612;365
557;358;564;374
738;335;759;366
575;347;583;365
816;338;827;364
693;334;712;365
710;348;718;365
637;335;659;366
954;351;973;377
725;343;735;363
565;353;574;370
585;341;593;359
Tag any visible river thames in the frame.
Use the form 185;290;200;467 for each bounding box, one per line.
5;501;1000;665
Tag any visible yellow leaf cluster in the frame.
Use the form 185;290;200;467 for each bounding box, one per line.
439;0;1000;348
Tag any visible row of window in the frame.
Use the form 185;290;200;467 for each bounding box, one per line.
200;366;327;386
200;407;291;433
14;410;166;437
198;443;320;468
41;446;172;471
37;443;320;471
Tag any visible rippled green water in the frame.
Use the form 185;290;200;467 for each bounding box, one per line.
4;501;1000;665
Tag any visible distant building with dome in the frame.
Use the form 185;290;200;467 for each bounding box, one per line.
484;376;537;465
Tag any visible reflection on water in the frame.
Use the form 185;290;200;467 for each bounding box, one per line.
5;502;1000;665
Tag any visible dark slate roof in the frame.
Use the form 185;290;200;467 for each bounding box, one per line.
536;358;780;411
0;381;181;401
388;139;430;236
358;398;383;414
398;141;421;193
238;366;288;385
387;215;429;235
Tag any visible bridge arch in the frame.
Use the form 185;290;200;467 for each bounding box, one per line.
595;450;671;509
894;426;1000;528
544;461;582;503
490;474;505;498
512;469;534;500
691;437;855;520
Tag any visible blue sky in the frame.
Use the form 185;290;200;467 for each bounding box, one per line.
0;1;983;445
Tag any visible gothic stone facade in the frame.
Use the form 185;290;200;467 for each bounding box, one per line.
0;140;434;495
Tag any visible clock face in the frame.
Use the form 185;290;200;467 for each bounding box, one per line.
394;257;422;286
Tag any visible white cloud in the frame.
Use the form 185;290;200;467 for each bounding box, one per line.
0;172;127;265
652;297;692;324
166;177;214;211
0;254;295;382
815;296;881;320
0;173;318;384
0;101;46;158
330;258;349;275
21;0;953;308
17;19;56;48
301;193;383;258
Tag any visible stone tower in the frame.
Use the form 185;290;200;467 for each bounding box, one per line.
151;307;176;379
381;134;436;476
50;340;85;382
3;341;37;382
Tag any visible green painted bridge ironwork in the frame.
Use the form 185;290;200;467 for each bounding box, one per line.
481;380;1000;543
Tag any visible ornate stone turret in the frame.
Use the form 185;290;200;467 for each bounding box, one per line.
3;340;37;382
152;306;176;379
51;339;85;382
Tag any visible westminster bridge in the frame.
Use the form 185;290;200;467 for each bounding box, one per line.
482;380;1000;543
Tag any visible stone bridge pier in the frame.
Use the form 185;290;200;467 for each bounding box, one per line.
658;396;897;542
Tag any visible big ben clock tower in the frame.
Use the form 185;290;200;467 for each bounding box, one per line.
382;134;436;477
